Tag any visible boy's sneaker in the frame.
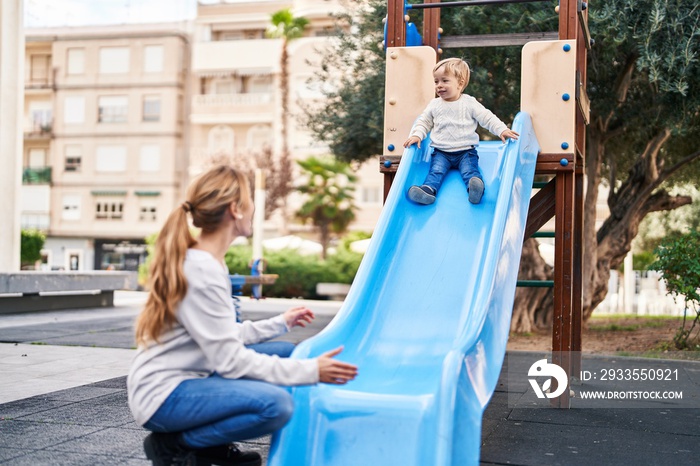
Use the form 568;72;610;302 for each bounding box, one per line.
468;178;484;204
144;432;196;466
408;185;436;205
195;443;262;466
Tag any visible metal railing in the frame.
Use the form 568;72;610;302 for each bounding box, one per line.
193;93;272;107
22;167;52;185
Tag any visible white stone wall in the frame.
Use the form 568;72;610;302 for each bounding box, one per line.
0;0;24;272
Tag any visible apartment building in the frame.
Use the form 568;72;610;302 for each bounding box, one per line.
22;36;53;237
19;1;386;271
23;23;190;271
190;0;384;232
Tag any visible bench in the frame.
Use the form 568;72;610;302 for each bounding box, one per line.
316;282;351;301
0;271;138;314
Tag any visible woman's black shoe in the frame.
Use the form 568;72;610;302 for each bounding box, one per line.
195;443;262;466
143;432;197;466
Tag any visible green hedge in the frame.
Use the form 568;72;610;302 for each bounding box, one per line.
225;245;364;299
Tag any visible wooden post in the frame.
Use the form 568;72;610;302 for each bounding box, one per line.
552;168;575;408
386;0;406;48
548;0;588;408
422;0;441;52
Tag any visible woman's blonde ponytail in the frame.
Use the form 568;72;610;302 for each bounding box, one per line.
134;165;251;346
135;205;195;345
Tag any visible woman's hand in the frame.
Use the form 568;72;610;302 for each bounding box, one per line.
318;346;358;385
283;306;315;329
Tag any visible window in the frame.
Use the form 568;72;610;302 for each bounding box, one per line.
95;201;124;220
30;54;50;83
64;145;82;172
139;204;157;221
247;125;272;149
361;186;382;205
143;45;164;73
66;48;85;75
61;195;81;220
28;149;46;168
214;78;237;95
142;95;161;122
96;146;127;172
98;95;128;123
314;28;336;37
248;76;272;94
99;47;130;74
65;250;83;271
208;126;234;155
30;105;52;132
63;96;85;124
218;31;244;41
39;249;51;271
139;145;161;172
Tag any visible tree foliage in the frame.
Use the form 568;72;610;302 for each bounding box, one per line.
295;156;358;258
583;0;700;318
303;0;387;163
650;229;700;349
20;229;45;266
267;8;309;41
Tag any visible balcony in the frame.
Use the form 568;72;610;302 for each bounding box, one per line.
20;213;50;231
25;77;54;91
190;93;274;124
22;167;52;185
24;114;53;140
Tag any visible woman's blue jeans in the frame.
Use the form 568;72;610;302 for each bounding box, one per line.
143;341;296;448
424;147;482;193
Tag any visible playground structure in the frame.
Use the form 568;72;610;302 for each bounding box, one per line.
381;0;589;409
268;1;589;464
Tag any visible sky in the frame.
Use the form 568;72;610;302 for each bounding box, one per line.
24;0;202;28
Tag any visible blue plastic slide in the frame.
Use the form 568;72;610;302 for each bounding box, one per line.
268;112;539;466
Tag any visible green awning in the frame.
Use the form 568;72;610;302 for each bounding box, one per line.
91;190;127;196
134;191;161;196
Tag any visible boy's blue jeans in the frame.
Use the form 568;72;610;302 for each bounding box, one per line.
143;341;296;448
423;147;483;193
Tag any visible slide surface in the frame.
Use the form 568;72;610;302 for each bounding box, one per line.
268;113;539;466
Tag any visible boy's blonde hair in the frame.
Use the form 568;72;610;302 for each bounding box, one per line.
433;58;470;91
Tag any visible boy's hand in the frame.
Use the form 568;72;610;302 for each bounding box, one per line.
500;129;519;143
403;136;421;148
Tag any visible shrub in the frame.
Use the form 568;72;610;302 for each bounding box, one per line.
649;229;700;350
20;229;45;267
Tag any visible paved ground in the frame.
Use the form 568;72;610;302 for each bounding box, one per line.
1;292;700;465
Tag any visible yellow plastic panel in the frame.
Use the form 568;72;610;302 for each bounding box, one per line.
383;46;437;157
521;40;576;154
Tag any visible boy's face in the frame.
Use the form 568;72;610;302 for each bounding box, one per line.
433;67;464;102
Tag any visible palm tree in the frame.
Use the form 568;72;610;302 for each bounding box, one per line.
266;8;309;227
296;157;358;259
